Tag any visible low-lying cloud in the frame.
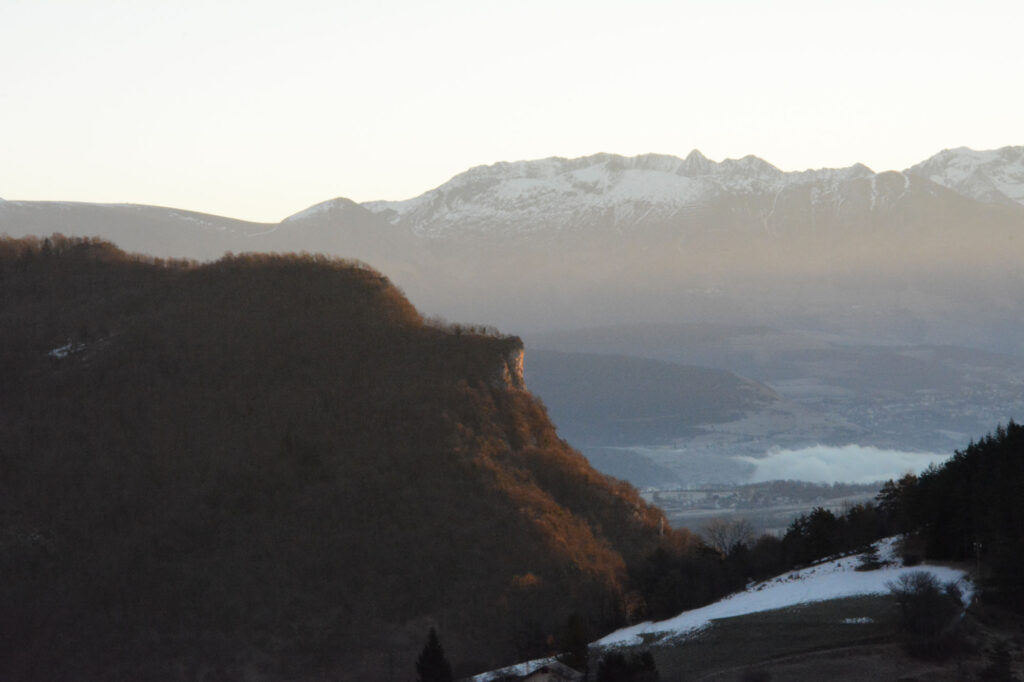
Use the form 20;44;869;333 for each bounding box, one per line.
738;445;950;485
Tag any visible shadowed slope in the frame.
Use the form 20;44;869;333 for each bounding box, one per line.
0;236;682;681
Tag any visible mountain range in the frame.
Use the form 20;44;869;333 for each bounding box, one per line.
4;146;1023;476
6;146;1022;241
363;146;1024;237
3;146;1022;347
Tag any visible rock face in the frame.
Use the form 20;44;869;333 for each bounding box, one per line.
500;343;526;390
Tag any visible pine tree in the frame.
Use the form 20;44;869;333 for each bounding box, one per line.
856;544;882;571
416;628;453;682
560;612;590;672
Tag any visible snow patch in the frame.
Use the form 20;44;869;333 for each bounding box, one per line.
282;198;357;223
595;538;971;648
48;340;87;359
907;146;1024;206
469;656;560;682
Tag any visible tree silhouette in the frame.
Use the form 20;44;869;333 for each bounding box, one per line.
560;612;590;672
702;517;754;557
416;628;453;682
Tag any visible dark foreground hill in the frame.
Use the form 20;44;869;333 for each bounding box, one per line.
0;236;684;681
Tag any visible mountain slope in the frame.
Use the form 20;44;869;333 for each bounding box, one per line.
356;150;1024;339
0;236;679;681
363;148;1024;242
362;150;903;239
0;199;269;259
907;145;1024;207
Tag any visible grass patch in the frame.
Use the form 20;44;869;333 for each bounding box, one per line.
633;595;899;680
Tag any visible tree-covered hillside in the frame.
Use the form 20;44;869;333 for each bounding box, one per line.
900;422;1024;606
0;236;694;681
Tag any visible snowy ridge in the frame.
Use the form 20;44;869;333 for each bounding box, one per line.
281;197;361;223
362;151;891;238
595;537;972;648
907;146;1024;207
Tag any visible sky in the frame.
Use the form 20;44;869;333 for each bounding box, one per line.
3;0;1022;222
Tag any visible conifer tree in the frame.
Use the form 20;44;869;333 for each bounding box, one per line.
856;543;882;571
560;612;590;672
416;627;453;682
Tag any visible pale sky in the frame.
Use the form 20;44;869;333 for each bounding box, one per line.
2;0;1022;222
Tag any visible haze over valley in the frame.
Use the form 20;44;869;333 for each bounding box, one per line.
8;0;1024;675
5;146;1022;495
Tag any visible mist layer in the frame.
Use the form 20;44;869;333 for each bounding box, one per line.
739;444;949;485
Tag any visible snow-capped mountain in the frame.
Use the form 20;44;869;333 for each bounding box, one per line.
363;150;924;239
2;145;1022;347
906;145;1024;207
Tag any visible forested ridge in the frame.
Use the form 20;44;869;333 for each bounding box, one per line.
883;422;1024;606
0;236;701;680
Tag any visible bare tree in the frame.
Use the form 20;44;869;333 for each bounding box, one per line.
702;517;755;556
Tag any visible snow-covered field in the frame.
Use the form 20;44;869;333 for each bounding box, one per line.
596;537;972;648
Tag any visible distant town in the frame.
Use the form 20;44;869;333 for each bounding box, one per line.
642;480;881;535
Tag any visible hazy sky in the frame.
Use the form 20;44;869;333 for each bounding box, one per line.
3;0;1022;222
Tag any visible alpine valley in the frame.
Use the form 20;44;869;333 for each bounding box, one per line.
4;147;1022;489
4;146;1024;680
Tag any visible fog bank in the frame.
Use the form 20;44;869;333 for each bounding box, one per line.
739;445;950;485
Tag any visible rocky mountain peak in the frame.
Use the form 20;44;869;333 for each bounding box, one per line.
681;149;713;175
906;145;1024;207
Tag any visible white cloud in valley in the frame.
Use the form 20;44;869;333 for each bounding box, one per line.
739;445;949;485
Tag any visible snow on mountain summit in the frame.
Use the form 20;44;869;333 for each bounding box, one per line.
362;151;892;238
907;145;1024;207
282;197;363;223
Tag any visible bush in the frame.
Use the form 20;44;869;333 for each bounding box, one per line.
855;544;883;571
888;571;966;658
902;553;923;567
981;639;1017;681
595;651;658;681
